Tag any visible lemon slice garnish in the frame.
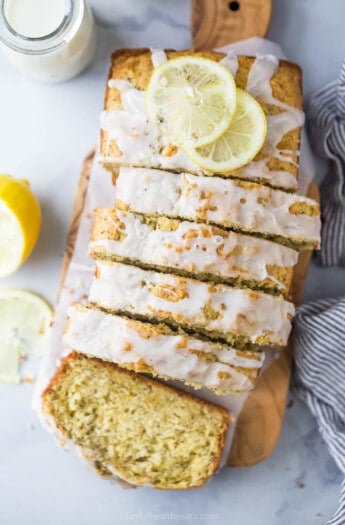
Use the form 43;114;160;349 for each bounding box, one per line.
0;289;52;383
0;175;41;277
183;88;267;173
146;56;237;148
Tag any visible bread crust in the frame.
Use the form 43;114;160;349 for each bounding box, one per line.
100;48;303;188
107;49;302;109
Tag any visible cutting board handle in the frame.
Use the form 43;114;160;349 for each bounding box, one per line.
191;0;272;50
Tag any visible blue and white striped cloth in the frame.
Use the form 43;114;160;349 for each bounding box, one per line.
308;61;345;266
294;60;345;525
294;299;345;524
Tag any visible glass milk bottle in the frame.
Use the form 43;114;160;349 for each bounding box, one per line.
0;0;96;82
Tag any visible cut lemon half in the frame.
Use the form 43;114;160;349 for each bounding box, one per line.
0;289;52;383
0;175;41;278
146;56;237;148
183;88;267;173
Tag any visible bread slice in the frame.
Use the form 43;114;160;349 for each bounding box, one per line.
90;208;298;296
41;351;230;489
99;48;303;191
115;167;320;251
63;303;264;395
116;168;320;250
89;261;294;348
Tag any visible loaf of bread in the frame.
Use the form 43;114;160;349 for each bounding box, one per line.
89;261;295;348
41;47;319;488
90;208;298;296
41;351;230;489
63;303;264;394
99;49;303;190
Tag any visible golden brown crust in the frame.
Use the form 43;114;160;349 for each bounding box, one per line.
100;48;302;186
107;49;302;108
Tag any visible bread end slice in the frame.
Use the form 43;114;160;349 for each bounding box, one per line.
42;352;230;489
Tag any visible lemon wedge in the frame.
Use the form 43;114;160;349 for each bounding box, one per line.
0;175;41;277
146;56;237;148
183;88;267;173
0;289;52;383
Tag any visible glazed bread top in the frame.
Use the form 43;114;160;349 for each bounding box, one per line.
115;167;321;250
89;261;295;348
90;208;298;296
99;48;304;190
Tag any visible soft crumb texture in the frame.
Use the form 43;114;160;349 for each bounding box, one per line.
42;352;230;489
90;208;298;296
99;48;303;190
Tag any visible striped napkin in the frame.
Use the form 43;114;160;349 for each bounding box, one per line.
308;61;345;266
294;60;345;525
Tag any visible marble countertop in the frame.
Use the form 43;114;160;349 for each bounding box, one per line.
0;1;344;524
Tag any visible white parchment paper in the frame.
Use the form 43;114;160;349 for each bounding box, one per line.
34;38;315;473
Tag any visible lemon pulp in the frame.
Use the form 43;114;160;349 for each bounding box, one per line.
146;56;237;148
0;289;52;383
183;89;267;172
0;175;41;277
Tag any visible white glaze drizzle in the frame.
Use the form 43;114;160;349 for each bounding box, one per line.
115;167;321;246
242;54;305;187
63;304;264;393
90;209;298;292
150;48;168;68
89;261;295;346
102;79;196;172
220;50;239;77
100;51;305;190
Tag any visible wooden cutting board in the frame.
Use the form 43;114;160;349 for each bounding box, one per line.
60;150;319;467
191;0;272;49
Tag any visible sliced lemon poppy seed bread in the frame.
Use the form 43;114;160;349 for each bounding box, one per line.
99;49;303;191
63;303;264;394
89;261;295;348
42;48;321;488
115;167;320;250
42;352;230;489
90;208;298;296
